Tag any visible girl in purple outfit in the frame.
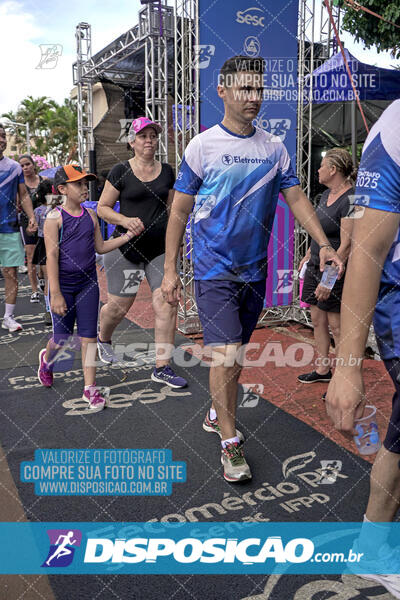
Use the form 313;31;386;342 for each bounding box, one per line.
38;165;140;411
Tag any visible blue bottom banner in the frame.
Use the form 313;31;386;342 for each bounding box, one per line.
0;522;399;574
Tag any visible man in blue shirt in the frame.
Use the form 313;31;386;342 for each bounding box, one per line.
161;56;342;482
326;100;400;597
0;124;37;332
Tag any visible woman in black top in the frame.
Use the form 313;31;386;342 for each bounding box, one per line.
19;154;47;302
97;117;187;388
298;148;356;384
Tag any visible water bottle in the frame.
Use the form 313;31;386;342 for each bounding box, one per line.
320;264;339;290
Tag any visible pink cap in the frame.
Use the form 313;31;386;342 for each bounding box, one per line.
127;117;162;142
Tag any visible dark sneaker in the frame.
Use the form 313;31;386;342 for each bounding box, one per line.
297;370;332;384
82;385;106;412
151;365;187;388
221;442;252;482
38;349;53;387
203;410;245;443
97;338;122;365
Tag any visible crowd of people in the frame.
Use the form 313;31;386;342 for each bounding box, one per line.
1;54;400;597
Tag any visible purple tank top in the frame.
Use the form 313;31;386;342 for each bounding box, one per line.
58;206;96;284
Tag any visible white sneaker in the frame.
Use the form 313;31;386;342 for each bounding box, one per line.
30;292;40;303
18;265;28;274
349;541;400;599
2;315;22;332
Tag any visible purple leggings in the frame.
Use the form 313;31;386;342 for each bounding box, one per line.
50;278;99;342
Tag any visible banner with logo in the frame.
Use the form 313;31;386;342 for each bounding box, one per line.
198;0;298;306
1;521;399;574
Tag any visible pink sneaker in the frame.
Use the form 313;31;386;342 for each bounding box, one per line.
82;385;106;412
37;349;53;387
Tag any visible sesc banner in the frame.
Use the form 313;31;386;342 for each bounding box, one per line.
198;0;298;306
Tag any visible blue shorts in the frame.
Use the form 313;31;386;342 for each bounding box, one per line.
50;278;100;341
195;279;266;346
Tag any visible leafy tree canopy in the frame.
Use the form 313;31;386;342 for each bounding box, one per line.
338;1;400;59
2;96;78;165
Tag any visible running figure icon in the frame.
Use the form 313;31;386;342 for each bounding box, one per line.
45;531;77;566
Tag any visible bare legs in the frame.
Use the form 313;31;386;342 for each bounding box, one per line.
366;446;400;521
99;294;136;342
25;244;38;294
99;288;177;367
209;344;242;440
1;267;18;306
152;288;177;368
310;306;341;373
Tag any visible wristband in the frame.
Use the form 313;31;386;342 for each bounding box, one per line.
319;243;332;249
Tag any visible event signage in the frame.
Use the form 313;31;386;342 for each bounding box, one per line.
198;0;298;306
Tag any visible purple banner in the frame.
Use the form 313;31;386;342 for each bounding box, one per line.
265;194;294;307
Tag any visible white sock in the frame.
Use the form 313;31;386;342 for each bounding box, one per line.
4;303;15;318
221;436;240;449
84;383;96;392
358;514;390;554
209;407;217;420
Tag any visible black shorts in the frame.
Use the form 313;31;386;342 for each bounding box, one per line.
301;263;344;313
32;237;46;265
19;212;37;246
383;359;400;454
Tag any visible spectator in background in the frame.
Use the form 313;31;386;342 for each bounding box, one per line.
0;125;37;332
32;179;54;326
297;148;355;385
18;154;46;302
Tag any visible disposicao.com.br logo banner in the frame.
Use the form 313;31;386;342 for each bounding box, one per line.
0;522;399;575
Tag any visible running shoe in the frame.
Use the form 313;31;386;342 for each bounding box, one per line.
2;315;22;332
39;279;45;292
151;365;187;388
82;385;106;412
44;311;52;326
203;409;245;443
297;370;332;384
221;442;252;482
18;265;28;274
97;338;121;365
30;291;40;303
348;540;400;599
38;349;53;387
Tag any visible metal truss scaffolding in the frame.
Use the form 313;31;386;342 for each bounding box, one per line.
140;2;174;163
74;23;94;171
288;0;340;326
74;3;173;170
174;0;200;334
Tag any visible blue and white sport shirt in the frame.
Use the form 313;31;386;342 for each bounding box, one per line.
354;99;400;359
174;124;299;282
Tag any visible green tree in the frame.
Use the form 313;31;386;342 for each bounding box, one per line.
47;99;78;163
2;96;78;165
339;1;400;58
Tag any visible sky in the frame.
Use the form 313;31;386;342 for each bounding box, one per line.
0;0;397;117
